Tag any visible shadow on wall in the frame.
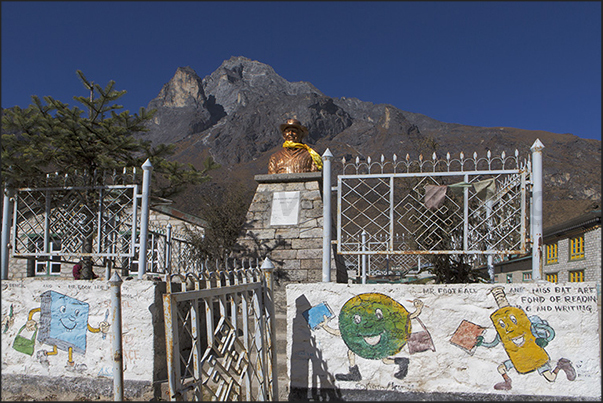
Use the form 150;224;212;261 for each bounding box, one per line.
289;294;342;401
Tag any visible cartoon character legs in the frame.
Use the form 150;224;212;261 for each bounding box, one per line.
393;357;409;379
67;346;74;366
555;358;576;381
542;358;576;382
382;356;410;379
494;362;513;390
336;350;362;381
39;345;58;358
35;345;58;368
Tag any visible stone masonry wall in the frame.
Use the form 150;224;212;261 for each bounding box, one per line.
235;173;344;284
544;227;601;283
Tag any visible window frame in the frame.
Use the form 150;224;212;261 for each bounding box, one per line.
545;242;558;265
546;273;558;283
569;269;585;282
522;272;532;282
569;235;585;260
34;237;62;276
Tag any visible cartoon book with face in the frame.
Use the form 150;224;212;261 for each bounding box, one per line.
303;302;334;330
38;291;90;355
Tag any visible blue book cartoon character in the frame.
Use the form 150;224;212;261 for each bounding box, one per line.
303;302;335;330
15;291;110;370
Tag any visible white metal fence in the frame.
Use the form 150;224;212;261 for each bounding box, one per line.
1;161;205;279
323;140;545;281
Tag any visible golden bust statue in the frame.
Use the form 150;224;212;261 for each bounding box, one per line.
267;118;322;174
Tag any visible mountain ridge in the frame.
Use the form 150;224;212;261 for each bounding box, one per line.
141;56;601;227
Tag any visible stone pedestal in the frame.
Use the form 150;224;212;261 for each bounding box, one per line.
235;172;344;284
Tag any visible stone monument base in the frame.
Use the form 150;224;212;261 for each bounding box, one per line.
234;172;345;284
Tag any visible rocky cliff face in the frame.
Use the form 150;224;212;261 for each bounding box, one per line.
140;56;601;226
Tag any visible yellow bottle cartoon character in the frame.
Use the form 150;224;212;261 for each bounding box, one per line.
477;286;576;390
490;287;549;374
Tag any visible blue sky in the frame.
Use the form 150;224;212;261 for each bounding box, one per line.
2;1;601;140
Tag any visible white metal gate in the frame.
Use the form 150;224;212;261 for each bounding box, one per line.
162;260;278;401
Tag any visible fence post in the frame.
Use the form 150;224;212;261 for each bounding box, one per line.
261;257;279;400
361;231;367;284
530;139;544;281
138;159;153;279
486;199;495;283
1;186;14;280
165;224;172;273
322;149;333;282
109;272;124;401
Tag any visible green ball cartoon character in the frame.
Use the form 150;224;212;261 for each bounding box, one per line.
339;293;412;360
316;292;429;381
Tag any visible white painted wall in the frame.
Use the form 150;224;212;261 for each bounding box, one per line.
287;282;601;398
1;278;159;383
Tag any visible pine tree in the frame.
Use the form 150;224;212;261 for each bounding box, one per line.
1;70;218;279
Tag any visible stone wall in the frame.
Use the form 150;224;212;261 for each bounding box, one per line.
1;278;166;400
286;282;601;399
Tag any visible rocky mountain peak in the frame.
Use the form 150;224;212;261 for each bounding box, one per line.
139;57;600;227
149;66;206;109
202;56;324;115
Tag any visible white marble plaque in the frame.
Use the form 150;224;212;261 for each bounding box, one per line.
270;191;300;226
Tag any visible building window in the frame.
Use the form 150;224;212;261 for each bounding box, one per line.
494;274;499;282
34;238;62;276
546;243;558;264
506;273;513;283
569;270;584;282
522;272;532;282
569;235;585;260
546;273;558;283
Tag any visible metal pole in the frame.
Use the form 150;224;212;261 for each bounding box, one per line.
486;199;494;283
138;159;153;279
463;174;469;251
530;139;545;281
109;272;124;401
1;187;14;280
261;257;279;400
361;231;367;284
165;223;172;273
106;259;112;281
322;149;333;282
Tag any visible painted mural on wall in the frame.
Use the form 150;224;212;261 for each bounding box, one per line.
306;293;434;381
287;282;600;398
450;286;575;391
11;290;111;372
2;279;157;382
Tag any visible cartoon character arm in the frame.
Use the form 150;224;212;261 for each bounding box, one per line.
25;307;41;331
529;316;555;348
2;304;14;332
408;299;424;319
88;321;110;334
476;332;501;348
318;315;341;336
